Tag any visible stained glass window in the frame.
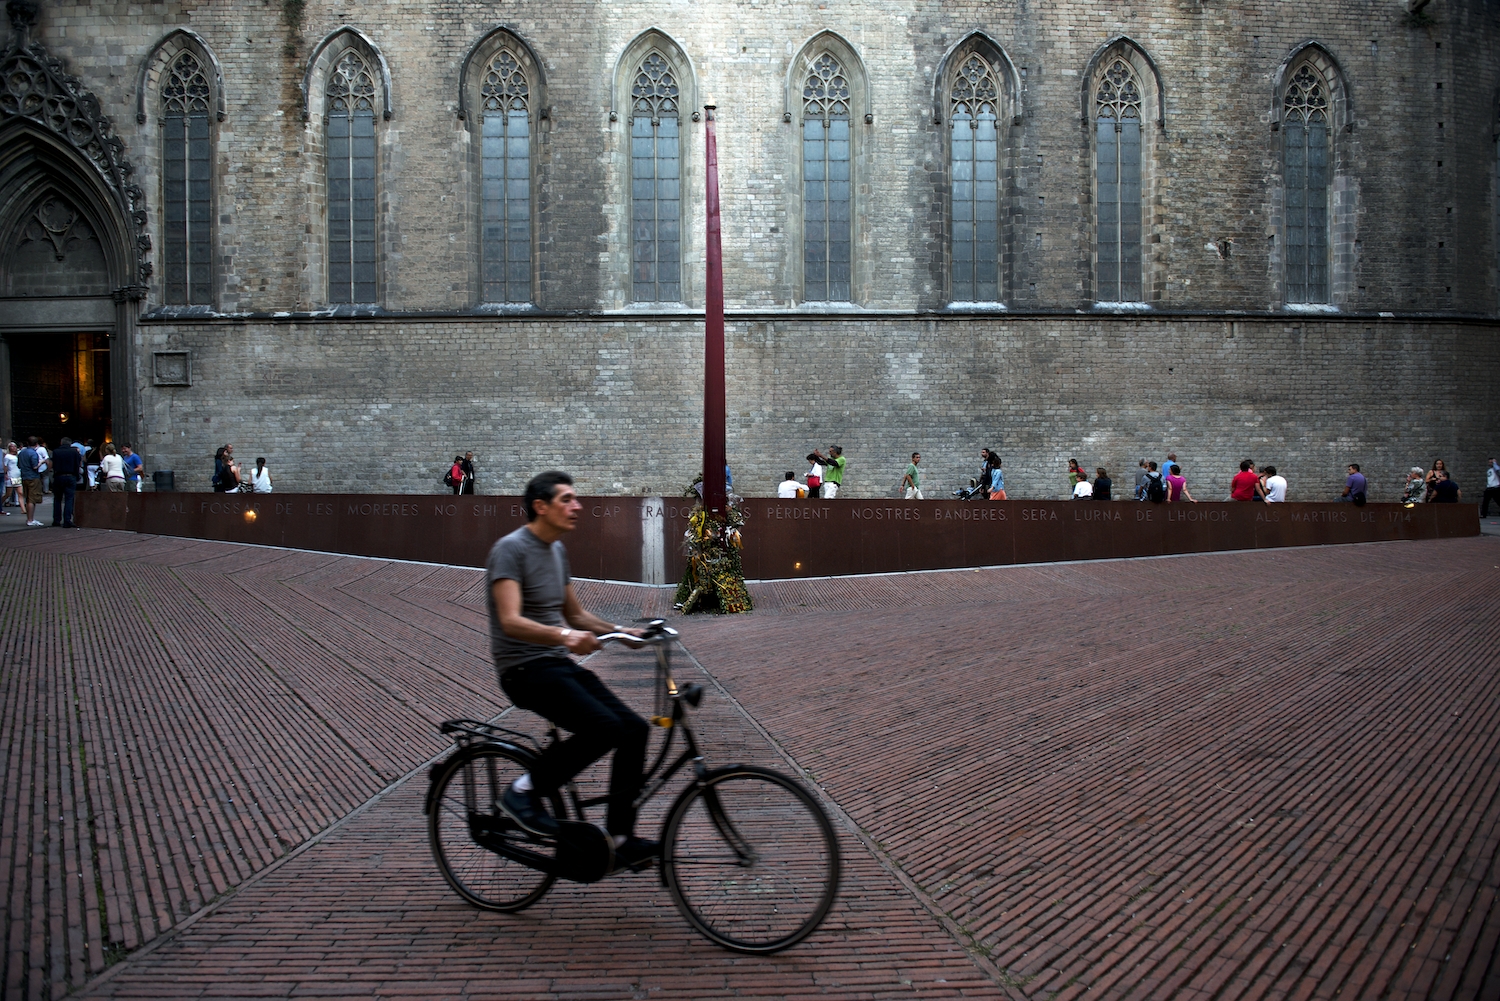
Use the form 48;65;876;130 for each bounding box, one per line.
631;53;681;303
803;54;852;302
950;55;1000;302
327;51;377;304
1283;64;1330;303
481;49;530;303
1095;59;1143;302
161;51;212;304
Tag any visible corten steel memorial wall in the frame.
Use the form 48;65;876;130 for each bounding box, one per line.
74;494;1477;583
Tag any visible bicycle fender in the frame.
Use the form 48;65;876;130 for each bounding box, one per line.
422;741;538;816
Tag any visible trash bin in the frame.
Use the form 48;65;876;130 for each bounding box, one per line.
152;470;174;492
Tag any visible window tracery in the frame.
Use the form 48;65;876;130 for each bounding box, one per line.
481;49;531;303
950;54;1000;302
630;52;681;302
1094;58;1143;302
1282;63;1330;303
326;50;377;303
161;50;211;304
803;53;851;301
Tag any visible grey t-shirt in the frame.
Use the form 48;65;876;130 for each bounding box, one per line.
486;525;572;671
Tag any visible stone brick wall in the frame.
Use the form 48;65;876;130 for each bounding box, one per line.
137;313;1500;502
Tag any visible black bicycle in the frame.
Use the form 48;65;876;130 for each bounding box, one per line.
424;621;841;954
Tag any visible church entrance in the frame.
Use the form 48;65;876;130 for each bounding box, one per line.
6;332;112;449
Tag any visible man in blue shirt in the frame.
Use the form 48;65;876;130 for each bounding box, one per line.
17;437;43;526
120;444;144;493
1341;464;1367;504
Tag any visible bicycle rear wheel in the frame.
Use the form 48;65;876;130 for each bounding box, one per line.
661;765;840;953
428;744;563;911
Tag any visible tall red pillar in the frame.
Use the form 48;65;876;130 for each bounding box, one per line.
702;105;727;515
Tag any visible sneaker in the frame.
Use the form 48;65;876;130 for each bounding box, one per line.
499;784;559;837
613;836;660;872
26;520;42;527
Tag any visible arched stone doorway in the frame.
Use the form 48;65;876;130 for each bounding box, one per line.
0;2;151;450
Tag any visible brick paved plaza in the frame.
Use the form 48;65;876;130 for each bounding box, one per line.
3;528;1499;1000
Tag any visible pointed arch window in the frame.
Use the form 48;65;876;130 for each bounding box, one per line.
1283;63;1330;303
481;49;531;303
161;50;212;304
803;54;852;302
327;51;377;303
1095;59;1143;302
631;52;681;303
950;55;1000;302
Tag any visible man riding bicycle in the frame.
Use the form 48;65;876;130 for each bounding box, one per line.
489;470;657;869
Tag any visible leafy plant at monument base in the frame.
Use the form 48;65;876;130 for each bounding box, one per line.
673;480;752;614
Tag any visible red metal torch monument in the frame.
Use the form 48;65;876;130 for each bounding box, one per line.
702;105;727;515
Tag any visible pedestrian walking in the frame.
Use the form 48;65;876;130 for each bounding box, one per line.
902;452;923;500
805;453;823;499
1262;466;1287;502
120;444;144;493
80;439;98;489
1481;457;1499;518
36;440;50;495
1166;463;1198;503
1133;460;1150;500
1143;461;1167;503
1340;464;1367;505
1066;458;1084;494
987;455;1007;500
3;443;19;511
811;446;845;499
249;457;273;493
99;444;126;492
18;437;43;525
50;438;81;526
461;451;477;495
1162;452;1179;488
1093;468;1112;501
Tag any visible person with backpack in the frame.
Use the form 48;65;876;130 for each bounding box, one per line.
1143;461;1167;503
445;455;465;495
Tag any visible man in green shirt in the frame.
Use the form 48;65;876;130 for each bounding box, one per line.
813;445;846;499
902;451;923;500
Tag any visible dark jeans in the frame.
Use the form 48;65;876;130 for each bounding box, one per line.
51;474;76;525
500;657;649;836
1483;486;1500;517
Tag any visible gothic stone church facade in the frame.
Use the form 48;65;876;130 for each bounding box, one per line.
1;0;1497;499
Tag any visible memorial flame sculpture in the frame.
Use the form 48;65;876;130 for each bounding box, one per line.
673;105;751;615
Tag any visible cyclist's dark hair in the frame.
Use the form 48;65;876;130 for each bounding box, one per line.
524;470;574;521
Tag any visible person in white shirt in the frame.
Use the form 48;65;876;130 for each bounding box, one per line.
3;443;19;511
98;443;126;491
776;471;803;499
1262;465;1287;503
1072;472;1093;499
1483;458;1500;518
250;457;273;493
35;442;50;495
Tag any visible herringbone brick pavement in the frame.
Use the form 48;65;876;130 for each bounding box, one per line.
1;529;1497;999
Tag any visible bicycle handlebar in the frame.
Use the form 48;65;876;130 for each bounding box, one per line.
596;619;678;649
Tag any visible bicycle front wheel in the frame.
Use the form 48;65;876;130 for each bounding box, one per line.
428;744;562;912
662;765;840;953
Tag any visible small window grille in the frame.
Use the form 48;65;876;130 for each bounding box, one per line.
327;51;377;304
950;55;1000;302
481;50;531;303
1095;59;1143;302
161;51;212;304
803;54;851;302
1283;64;1330;304
631;53;681;303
